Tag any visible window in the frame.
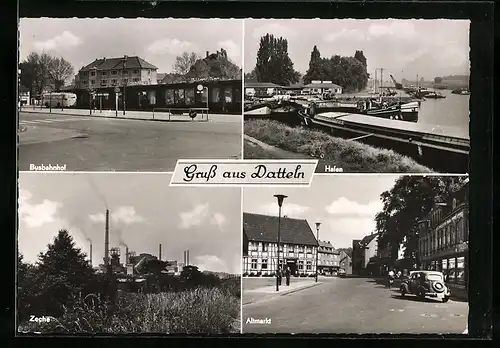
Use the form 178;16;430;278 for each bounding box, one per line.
251;259;257;270
165;89;174;104
211;87;220;103
147;90;156;105
185;88;195;105
249;242;258;251
261;259;268;269
306;261;312;270
148;70;151;75
90;71;96;76
133;70;139;74
111;79;117;85
450;225;455;244
90;80;95;85
100;80;107;86
111;71;117;75
102;71;107;76
298;260;304;270
174;89;185;104
82;71;88;77
123;79;129;85
262;243;269;252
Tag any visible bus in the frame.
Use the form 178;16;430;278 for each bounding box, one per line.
41;92;77;108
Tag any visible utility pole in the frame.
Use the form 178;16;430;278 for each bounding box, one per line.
380;68;384;90
374;69;378;93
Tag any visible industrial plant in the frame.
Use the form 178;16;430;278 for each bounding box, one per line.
87;209;194;290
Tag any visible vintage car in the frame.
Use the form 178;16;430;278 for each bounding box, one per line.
400;270;451;302
337;269;346;277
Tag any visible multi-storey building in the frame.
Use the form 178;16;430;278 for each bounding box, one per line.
242;212;319;276
75;55;158;90
352;233;379;275
418;178;469;296
317;240;341;275
338;250;353;274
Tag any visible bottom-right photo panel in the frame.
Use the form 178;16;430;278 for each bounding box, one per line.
241;175;469;334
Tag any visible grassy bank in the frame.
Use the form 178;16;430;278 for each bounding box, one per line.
244;119;431;173
18;287;240;334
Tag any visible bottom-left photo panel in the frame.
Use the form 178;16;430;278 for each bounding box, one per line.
17;172;242;335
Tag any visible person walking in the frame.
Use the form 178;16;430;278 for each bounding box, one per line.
285;266;291;286
276;266;282;286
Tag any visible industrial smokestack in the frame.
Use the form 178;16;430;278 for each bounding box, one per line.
183;250;186;265
125;246;129;265
159;244;162;261
90;242;93;266
187;250;190;266
104;209;110;266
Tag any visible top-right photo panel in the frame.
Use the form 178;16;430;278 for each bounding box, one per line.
243;19;470;174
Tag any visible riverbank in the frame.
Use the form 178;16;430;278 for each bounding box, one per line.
244;119;432;173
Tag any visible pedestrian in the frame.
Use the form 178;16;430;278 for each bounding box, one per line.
285;266;291;286
276;267;282;286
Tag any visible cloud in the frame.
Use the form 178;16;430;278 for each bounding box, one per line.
18;189;61;228
322;217;377;246
217;39;241;60
255;202;310;218
33;31;83;51
179;203;209;229
367;21;416;40
195;255;229;273
88;206;144;225
210;213;227;229
325;197;382;217
252;23;297;40
323;28;365;42
146;38;194;55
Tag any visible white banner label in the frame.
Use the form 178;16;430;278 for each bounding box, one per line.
170;160;318;187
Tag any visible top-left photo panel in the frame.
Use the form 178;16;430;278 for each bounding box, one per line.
18;18;243;172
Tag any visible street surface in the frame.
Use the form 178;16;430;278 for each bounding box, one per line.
242;276;468;334
18;111;242;171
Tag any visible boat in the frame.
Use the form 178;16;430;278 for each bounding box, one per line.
451;88;470;95
424;91;446;99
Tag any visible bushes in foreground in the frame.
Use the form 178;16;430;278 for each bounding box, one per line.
244;119;431;173
18;287;240;334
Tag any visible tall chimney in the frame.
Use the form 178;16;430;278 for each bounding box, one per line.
187;250;190;265
183;250;186;265
89;242;93;266
125;246;129;265
159;244;162;261
104;209;110;266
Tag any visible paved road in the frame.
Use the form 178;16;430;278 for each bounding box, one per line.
242;276;468;334
18;112;241;171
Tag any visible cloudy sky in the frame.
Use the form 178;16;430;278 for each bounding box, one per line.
245;19;470;81
18;173;241;274
19;18;243;74
243;175;400;249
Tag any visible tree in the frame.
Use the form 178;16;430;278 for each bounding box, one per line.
303;45;323;84
173;52;200;75
354;50;367;67
434;77;443;84
375;176;467;262
141;259;167;275
185;53;241;80
254;34;300;86
244;68;258;82
35;229;95;317
47;57;74;91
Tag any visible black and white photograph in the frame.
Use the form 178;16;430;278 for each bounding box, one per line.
242;175;469;334
17;173;241;334
18;18;243;172
243;19;470;173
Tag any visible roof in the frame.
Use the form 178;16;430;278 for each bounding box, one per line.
318;240;335;248
360;233;379;247
80;56;157;72
282;83;305;90
243;212;318;246
304;83;342;89
245;82;282;88
157;73;166;81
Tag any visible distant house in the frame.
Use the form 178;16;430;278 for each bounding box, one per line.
75;55;158;89
302;80;343;95
352;233;379;275
19;85;30;106
244;82;282;97
243;212;319;276
185;48;241;81
156;73;166;84
317;240;341;275
339;250;353;275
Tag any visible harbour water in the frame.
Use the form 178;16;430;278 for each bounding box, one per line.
415;89;469;139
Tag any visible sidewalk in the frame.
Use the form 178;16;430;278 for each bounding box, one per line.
20;107;242;123
243;280;322;305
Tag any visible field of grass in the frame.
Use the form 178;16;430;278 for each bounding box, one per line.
244;119;431;173
18;287;240;334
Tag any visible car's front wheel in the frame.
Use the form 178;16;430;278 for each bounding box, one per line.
400;287;406;297
442;297;449;303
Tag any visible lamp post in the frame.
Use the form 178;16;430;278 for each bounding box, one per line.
315;222;321;282
122;58;127;115
274;194;287;292
196;84;209;120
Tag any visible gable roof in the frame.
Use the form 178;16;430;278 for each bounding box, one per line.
360;233;379;247
304;83;342;89
80;56;157;72
243;212;318;247
245;82;282;88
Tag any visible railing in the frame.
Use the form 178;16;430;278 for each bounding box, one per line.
152;107;209;121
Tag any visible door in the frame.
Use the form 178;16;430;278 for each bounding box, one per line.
286;259;298;276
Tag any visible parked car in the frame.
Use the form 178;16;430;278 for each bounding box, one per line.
400;270;451;302
337;269;346;277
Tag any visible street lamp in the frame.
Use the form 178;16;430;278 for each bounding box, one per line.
196;84;209;120
315;222;321;282
122;58;127;115
274;194;287;292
